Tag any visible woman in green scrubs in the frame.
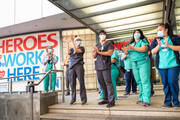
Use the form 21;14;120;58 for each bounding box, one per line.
123;29;151;107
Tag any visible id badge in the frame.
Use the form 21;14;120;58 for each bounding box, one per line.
161;44;168;51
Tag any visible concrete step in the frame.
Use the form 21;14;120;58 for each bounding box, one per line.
47;103;180;117
40;113;180;120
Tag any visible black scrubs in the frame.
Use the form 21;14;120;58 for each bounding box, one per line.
66;65;70;94
69;47;87;102
95;41;115;104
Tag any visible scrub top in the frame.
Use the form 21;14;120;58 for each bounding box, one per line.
159;36;179;69
69;46;85;69
122;53;132;70
111;50;120;69
129;39;149;62
95;41;114;70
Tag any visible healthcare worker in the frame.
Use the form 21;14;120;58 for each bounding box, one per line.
93;30;115;108
41;46;58;92
121;50;137;95
63;55;70;96
99;50;120;100
67;35;87;105
123;29;151;107
151;23;180;107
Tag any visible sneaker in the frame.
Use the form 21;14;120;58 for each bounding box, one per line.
162;104;172;108
106;102;115;108
132;92;138;95
143;102;150;107
124;92;130;95
136;101;143;104
81;100;87;105
173;104;180;108
98;100;109;105
70;100;76;105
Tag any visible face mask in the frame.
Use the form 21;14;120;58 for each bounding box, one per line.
157;31;164;37
99;35;106;41
134;33;141;40
76;41;82;46
48;49;52;53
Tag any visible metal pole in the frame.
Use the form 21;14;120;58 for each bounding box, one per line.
49;72;52;91
10;78;12;94
62;71;65;103
30;85;34;120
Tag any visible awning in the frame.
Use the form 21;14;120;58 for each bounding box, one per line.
49;0;167;41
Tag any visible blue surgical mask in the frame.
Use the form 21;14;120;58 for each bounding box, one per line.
76;41;82;46
157;31;164;37
48;49;52;53
134;33;141;40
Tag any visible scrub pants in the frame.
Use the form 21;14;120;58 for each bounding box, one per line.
158;66;180;106
124;69;137;93
69;64;87;102
97;69;115;104
99;66;119;100
66;68;70;92
111;66;119;100
132;58;151;104
44;63;56;91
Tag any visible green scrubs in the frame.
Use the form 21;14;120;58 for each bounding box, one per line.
100;50;119;100
44;57;56;92
159;36;179;69
129;39;151;104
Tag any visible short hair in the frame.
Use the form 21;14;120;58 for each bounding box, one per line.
99;30;106;35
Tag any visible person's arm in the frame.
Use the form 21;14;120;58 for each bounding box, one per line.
121;54;127;61
128;45;148;52
67;37;72;55
94;46;113;56
71;35;83;53
111;58;116;63
165;37;180;51
52;54;58;64
151;39;161;55
41;54;49;65
93;49;97;58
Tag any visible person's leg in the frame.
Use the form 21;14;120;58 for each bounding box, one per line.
75;64;87;103
66;69;70;95
131;69;137;93
168;67;180;106
102;69;115;104
111;69;119;100
158;69;171;106
96;74;102;93
139;60;151;104
69;67;77;103
97;70;108;101
51;72;56;91
44;74;49;92
124;70;131;94
132;62;143;102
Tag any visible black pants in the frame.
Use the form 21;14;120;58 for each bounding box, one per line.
96;69;115;104
69;64;87;102
66;68;70;91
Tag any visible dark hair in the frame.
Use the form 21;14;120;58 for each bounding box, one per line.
99;30;106;35
129;29;147;44
158;23;173;37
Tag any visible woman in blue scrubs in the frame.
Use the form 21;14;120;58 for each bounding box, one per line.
151;23;180;107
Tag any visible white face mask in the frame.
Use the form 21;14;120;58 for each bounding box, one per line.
99;35;106;41
48;49;52;53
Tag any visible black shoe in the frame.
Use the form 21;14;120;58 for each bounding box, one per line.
162;104;172;108
81;100;87;105
98;100;109;105
66;92;70;96
106;102;115;108
124;92;130;95
70;100;76;105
